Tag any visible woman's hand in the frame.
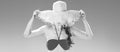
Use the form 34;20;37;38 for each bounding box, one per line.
33;9;40;19
79;10;86;20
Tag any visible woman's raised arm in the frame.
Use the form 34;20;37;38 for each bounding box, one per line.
24;10;47;38
71;10;93;40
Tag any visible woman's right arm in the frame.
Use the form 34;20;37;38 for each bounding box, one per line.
24;10;47;38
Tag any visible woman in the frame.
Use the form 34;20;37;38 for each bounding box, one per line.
24;1;93;52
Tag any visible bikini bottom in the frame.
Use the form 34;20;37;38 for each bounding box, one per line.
47;39;70;51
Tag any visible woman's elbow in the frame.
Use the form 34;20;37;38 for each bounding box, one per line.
23;33;31;39
23;31;32;38
85;33;93;40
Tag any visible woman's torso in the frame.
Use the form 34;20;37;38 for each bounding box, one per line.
40;10;80;41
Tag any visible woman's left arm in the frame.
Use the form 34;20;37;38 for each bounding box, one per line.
71;10;93;40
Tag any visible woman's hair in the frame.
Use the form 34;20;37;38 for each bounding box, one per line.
62;25;74;47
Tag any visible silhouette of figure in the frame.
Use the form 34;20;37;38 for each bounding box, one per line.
24;1;93;52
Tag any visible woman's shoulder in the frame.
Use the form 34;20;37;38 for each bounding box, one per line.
40;10;53;17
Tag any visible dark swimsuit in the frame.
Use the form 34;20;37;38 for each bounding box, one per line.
47;25;71;51
47;39;70;50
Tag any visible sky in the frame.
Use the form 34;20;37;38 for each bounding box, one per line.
0;0;120;52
